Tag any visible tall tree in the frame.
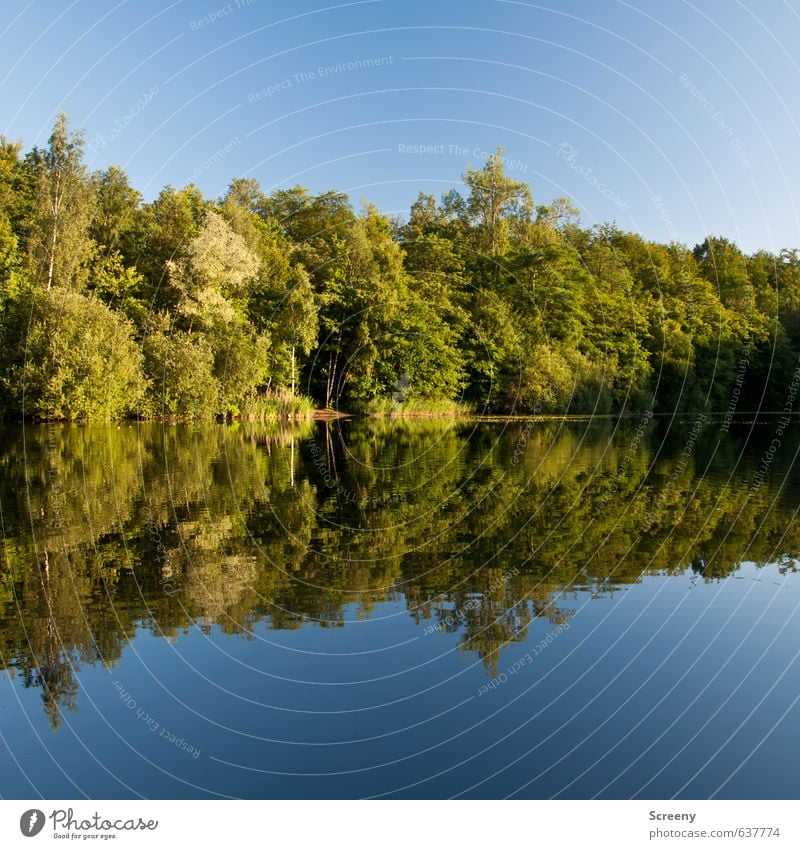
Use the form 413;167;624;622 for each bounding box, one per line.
463;148;532;257
89;164;141;250
28;113;92;290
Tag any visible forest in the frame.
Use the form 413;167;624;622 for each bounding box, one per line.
2;113;800;420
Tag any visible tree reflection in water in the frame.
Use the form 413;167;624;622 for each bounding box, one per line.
1;417;798;725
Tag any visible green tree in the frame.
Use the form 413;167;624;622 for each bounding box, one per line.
5;287;145;419
463;147;532;257
142;320;219;419
89;164;141;250
127;184;207;316
27;113;93;291
0;137;36;246
316;204;408;407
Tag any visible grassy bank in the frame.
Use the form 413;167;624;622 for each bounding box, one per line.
358;398;474;418
234;391;316;421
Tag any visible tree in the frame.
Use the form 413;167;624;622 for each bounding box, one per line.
694;236;754;318
314;204;409;408
400;202;470;401
271;267;319;395
89;165;141;250
5;287;146;420
263;186;354;292
127;184;207;315
172;208;260;332
0;137;36;245
0;211;23;290
463;148;532;257
28;113;93;291
145;210;267;416
142;321;219;419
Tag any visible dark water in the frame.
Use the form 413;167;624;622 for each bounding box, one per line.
1;416;800;799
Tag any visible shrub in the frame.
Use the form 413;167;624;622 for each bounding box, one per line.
142;329;219;419
6;287;145;420
239;390;315;420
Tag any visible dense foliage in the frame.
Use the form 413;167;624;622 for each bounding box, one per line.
2;113;799;419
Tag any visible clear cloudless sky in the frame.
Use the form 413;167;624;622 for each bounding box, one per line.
2;0;799;252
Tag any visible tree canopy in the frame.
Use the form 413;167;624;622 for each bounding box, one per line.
1;114;797;420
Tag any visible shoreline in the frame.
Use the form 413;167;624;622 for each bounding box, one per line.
8;410;800;426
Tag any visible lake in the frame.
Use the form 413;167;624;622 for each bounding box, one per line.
1;416;799;799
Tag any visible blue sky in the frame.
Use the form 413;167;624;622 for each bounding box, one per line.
2;0;799;252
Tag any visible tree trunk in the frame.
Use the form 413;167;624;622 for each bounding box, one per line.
329;346;339;410
46;168;63;291
325;350;333;409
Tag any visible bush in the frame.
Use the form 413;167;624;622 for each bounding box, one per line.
239;390;315;420
5;287;145;420
142;330;219;419
213;326;270;416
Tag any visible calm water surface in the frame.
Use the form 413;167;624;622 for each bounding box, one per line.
1;417;799;798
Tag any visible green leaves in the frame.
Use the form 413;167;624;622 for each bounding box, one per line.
5;287;146;420
1;113;800;420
